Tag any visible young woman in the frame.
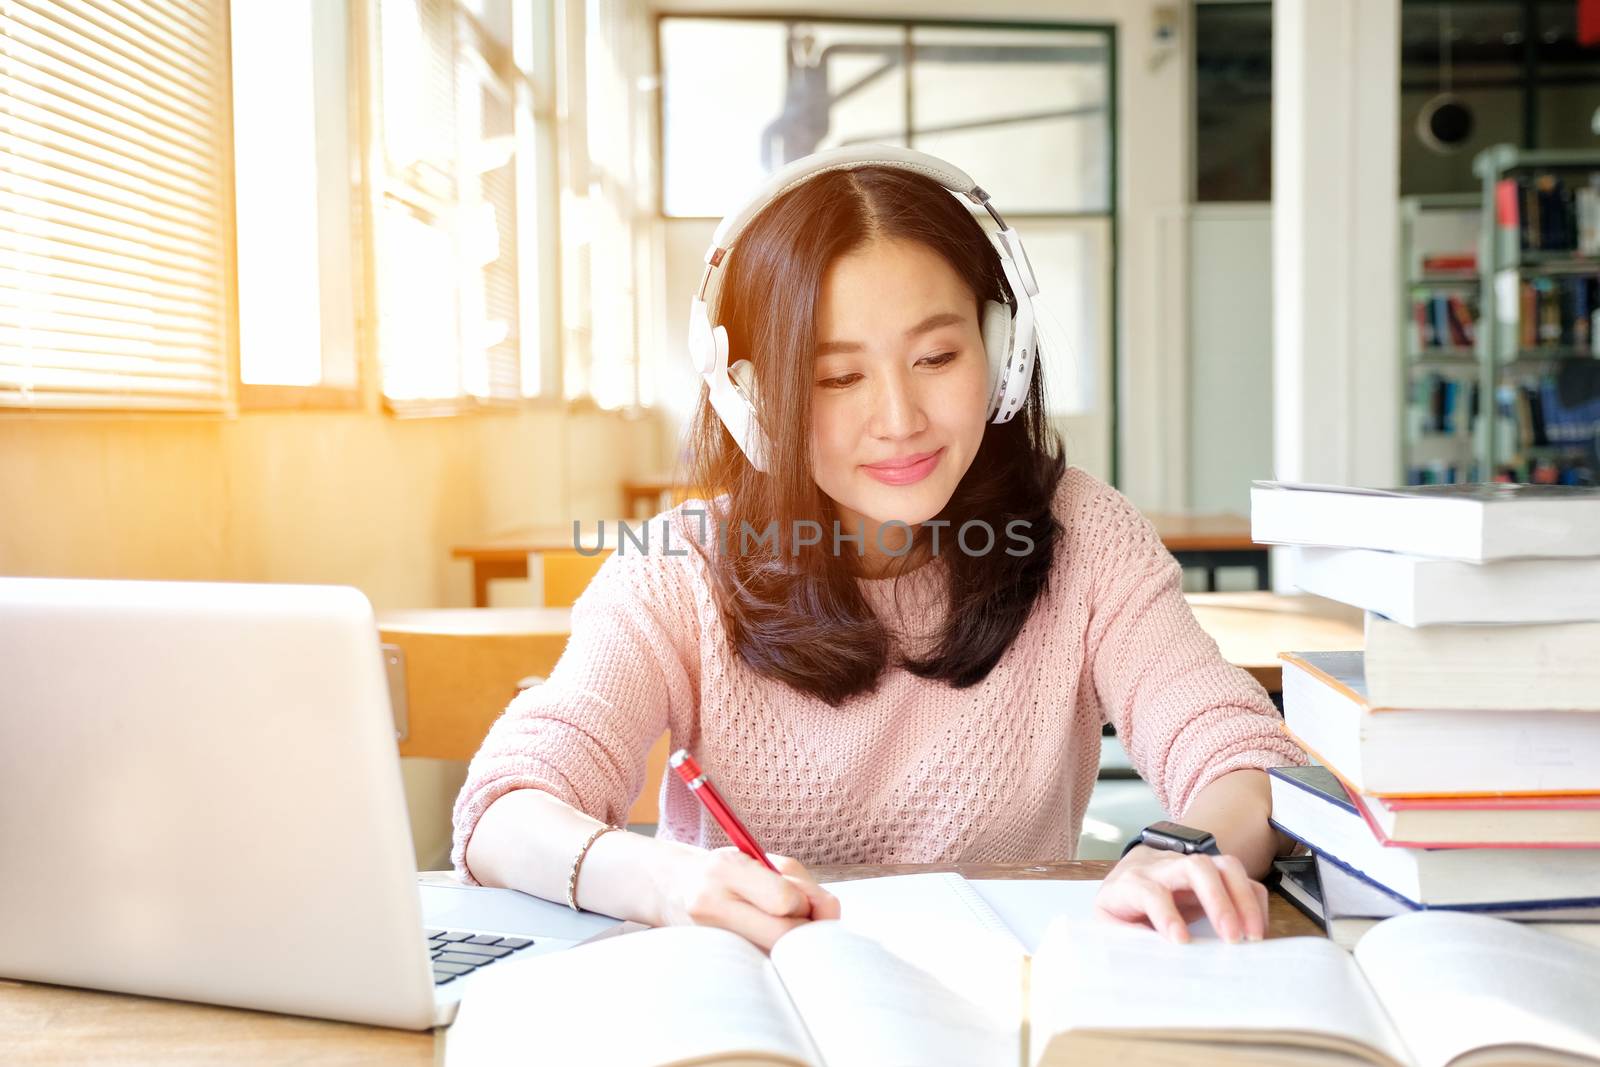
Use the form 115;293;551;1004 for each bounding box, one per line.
454;147;1304;952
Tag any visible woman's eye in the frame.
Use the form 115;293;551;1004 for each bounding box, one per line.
919;351;957;368
817;373;861;389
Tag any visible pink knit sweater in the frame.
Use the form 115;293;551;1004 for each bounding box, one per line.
451;468;1304;879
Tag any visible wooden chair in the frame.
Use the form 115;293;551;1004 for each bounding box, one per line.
377;607;670;829
540;549;611;608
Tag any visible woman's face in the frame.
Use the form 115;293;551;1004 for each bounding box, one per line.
809;237;991;540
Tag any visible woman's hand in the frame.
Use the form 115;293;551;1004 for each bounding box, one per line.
1092;846;1268;944
653;845;841;952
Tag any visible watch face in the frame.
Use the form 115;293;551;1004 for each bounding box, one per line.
1144;820;1218;854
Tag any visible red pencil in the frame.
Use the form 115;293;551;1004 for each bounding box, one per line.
669;748;780;873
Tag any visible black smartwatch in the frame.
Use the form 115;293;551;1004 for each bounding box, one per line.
1120;820;1222;859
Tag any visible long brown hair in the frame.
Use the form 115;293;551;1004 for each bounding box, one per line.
682;166;1066;706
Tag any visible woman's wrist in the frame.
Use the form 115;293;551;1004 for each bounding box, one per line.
1175;769;1281;880
572;829;698;926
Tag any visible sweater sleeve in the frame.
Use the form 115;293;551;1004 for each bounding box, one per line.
449;513;703;884
1078;483;1307;817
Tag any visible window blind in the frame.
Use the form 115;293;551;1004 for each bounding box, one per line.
0;0;234;411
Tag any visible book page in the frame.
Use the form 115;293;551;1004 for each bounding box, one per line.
1354;911;1600;1067
968;879;1107;953
445;925;820;1067
1030;920;1411;1067
769;919;1022;1067
823;873;1030;953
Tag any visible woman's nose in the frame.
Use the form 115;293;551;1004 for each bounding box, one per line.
868;370;928;440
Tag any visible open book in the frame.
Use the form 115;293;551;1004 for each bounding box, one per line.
444;877;1600;1067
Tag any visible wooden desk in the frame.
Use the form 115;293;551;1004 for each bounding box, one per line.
621;476;677;518
1144;511;1267;591
451;523;613;608
0;862;1319;1064
1185;591;1364;692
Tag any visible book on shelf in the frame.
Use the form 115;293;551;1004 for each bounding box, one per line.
1419;252;1476;273
445;903;1600;1067
1411;294;1477;350
1407;374;1478;452
1249;480;1600;561
1272;752;1600;847
1498;172;1600;255
1363;612;1600;711
1272;855;1600;953
1288;546;1600;627
1278;651;1600;796
1268;766;1600;907
1514;276;1600;352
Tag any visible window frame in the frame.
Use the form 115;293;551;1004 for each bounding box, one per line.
351;0;563;419
650;10;1121;478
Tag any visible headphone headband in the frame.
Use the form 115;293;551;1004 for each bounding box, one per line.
695;145;1029;306
709;145;985;258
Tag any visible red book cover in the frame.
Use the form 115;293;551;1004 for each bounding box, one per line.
1421;253;1477;273
1496;178;1520;229
1326;762;1600;850
1384;794;1600;813
1581;0;1600;45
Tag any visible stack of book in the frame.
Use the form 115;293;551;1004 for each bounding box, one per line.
1251;481;1600;949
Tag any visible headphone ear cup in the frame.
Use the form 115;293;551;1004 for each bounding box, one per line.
728;359;759;413
980;300;1013;417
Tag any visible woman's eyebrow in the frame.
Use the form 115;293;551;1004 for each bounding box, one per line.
815;311;966;356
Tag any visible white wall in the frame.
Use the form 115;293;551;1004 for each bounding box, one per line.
1189;205;1274;515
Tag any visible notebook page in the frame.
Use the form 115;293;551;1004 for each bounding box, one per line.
444;925;820;1067
967;879;1106;953
1354;911;1600;1067
770;919;1021;1067
1030;919;1411;1067
824;872;1029;953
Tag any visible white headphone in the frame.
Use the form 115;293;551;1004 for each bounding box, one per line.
687;144;1041;473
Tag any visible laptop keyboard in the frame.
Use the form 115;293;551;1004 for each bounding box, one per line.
426;928;537;985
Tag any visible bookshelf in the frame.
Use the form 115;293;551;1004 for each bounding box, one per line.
1471;145;1600;486
1399;194;1482;485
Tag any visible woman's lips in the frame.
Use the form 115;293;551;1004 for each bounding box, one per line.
862;448;944;486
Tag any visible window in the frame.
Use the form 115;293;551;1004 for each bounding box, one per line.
558;0;656;411
231;0;360;407
659;18;1109;217
363;0;554;413
1;0;235;412
657;15;1112;423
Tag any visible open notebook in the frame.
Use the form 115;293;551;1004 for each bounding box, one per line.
443;874;1600;1067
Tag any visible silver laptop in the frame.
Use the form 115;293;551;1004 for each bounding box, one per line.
0;576;618;1029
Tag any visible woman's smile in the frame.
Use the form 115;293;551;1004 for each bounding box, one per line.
861;447;945;486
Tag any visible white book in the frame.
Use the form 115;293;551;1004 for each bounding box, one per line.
445;904;1600;1067
1290;546;1600;626
1279;651;1600;796
1364;613;1600;711
1250;481;1600;562
1035;912;1600;1067
1268;770;1600;907
1309;855;1600;953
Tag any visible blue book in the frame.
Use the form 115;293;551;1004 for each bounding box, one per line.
1268;766;1600;910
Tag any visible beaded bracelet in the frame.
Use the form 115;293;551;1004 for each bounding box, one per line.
567;824;622;912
